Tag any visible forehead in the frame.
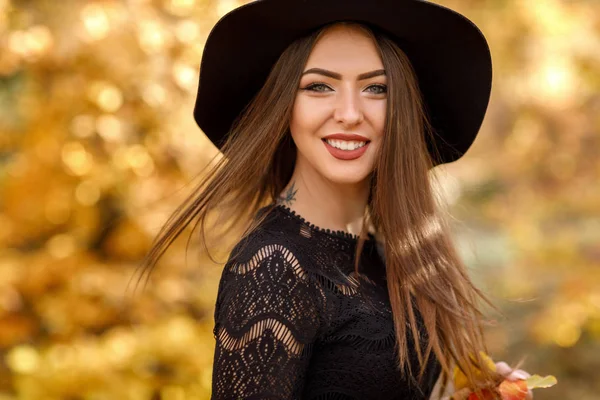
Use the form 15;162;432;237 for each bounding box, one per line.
304;24;383;72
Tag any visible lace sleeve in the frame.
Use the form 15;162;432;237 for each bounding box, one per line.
210;240;325;400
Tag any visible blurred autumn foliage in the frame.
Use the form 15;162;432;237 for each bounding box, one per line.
0;0;598;399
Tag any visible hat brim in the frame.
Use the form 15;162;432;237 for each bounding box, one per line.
193;0;492;165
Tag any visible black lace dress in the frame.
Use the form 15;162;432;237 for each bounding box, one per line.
211;203;442;399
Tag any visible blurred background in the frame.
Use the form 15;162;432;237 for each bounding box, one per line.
0;0;598;399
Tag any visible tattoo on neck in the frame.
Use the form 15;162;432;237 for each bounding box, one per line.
277;181;297;206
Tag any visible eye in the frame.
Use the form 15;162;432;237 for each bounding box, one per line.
365;84;387;94
301;83;333;92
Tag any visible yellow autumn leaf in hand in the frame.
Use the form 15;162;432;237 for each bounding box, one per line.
453;351;497;390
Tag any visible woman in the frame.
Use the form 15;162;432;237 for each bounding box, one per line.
137;0;534;399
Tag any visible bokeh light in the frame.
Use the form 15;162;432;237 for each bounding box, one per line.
0;0;598;399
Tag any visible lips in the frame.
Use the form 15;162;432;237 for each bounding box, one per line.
323;139;370;161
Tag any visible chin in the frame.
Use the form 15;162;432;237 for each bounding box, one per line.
321;166;373;185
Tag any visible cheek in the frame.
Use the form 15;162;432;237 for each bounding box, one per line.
362;103;386;165
290;97;327;135
370;102;387;136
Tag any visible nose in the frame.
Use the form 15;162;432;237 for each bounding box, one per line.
333;88;364;127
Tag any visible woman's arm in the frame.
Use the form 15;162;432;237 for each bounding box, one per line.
210;241;324;399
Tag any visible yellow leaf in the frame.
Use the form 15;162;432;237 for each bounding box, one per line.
453;351;497;390
526;374;558;389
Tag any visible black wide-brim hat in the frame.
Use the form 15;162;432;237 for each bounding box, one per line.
193;0;492;166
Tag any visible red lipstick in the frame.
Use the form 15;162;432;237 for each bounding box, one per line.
322;135;370;161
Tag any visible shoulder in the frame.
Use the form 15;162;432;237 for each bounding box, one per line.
219;214;324;293
214;223;326;339
224;225;319;290
227;206;313;270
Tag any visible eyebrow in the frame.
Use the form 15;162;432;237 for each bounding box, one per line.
301;68;386;80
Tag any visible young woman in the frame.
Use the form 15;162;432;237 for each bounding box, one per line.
137;0;534;399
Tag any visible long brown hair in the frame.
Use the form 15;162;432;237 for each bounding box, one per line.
132;21;508;399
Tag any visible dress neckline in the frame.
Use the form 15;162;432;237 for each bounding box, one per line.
272;203;378;243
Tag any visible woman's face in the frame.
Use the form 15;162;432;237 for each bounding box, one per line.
290;23;386;186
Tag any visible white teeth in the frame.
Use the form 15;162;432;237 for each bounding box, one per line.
325;139;367;151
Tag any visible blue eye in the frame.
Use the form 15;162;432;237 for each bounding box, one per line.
366;84;387;94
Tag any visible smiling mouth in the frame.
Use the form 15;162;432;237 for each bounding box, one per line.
322;138;371;152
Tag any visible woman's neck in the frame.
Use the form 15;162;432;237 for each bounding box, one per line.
276;174;373;237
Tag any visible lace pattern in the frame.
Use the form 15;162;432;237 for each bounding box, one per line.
211;204;441;400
